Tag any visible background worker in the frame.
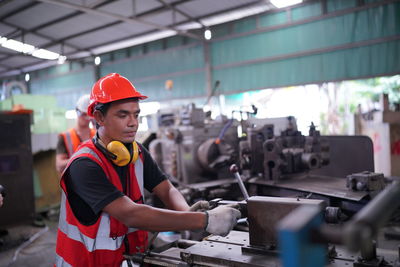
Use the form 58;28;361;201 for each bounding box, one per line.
55;94;96;173
55;73;241;267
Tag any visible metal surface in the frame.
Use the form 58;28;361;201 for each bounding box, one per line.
247;196;325;247
249;175;369;201
310;135;374;178
346;171;385;192
181;231;280;267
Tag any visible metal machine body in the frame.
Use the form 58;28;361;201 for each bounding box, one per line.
240;121;330;182
149;104;240;185
127;183;400;267
0;112;34;227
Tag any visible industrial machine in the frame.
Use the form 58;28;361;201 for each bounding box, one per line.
140;103;400;266
125;180;400;267
149;103;383;214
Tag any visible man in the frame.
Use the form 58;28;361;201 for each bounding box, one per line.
56;94;96;173
55;73;241;267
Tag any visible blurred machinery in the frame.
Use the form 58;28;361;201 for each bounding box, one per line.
149;103;383;215
150;103;240;185
142;103;400;266
125;181;400;267
0;111;35;227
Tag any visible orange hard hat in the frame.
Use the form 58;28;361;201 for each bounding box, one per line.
88;73;147;116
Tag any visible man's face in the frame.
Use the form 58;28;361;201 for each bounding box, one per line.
76;110;91;127
97;99;140;144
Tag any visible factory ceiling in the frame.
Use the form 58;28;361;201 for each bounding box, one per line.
0;0;287;79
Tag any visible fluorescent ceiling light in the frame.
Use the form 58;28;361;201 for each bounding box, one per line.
90;30;176;55
2;39;34;53
270;0;302;8
32;49;60;60
0;35;64;60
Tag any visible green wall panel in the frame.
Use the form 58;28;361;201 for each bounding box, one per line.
259;11;287;28
233;17;257;33
212;3;400;67
292;2;322;21
327;0;357;12
101;44;204;81
134;71;206;101
30;68;94;109
213;39;400;92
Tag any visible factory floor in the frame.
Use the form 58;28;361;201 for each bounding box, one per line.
0;210;59;267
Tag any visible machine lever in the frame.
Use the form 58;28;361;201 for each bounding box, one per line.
230;164;249;200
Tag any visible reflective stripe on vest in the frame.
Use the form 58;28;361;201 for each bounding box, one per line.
55;254;73;267
58;194;125;252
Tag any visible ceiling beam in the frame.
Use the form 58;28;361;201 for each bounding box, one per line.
0;2;40;21
156;0;206;28
36;0;202;40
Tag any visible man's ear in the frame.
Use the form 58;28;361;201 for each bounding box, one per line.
93;110;105;126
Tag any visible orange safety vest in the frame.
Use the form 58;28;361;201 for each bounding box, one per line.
55;140;148;267
61;128;96;157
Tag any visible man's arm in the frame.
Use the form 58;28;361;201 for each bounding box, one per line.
103;196;205;232
56;153;69;174
152;180;190;211
56;134;69;174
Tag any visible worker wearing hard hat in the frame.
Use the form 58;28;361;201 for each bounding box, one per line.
54;73;241;267
55;94;96;173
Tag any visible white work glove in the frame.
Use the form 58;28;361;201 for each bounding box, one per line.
205;205;241;237
189;200;210;212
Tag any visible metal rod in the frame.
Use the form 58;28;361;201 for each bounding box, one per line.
230;164;249;200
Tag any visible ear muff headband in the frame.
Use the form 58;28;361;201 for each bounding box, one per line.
132;141;139;163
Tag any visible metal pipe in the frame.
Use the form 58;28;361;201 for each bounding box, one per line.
344;181;400;253
351;181;400;232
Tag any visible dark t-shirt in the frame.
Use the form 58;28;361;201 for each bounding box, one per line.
65;142;167;225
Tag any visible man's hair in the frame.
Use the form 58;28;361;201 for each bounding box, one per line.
93;97;139;129
94;102;111;116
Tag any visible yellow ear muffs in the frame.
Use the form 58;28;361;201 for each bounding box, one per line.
106;141;139;166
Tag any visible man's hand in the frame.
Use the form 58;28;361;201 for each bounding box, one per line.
0;194;3;207
205;205;241;237
189;201;210;212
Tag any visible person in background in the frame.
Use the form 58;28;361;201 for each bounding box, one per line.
55;73;241;267
55;94;96;174
0;194;3;207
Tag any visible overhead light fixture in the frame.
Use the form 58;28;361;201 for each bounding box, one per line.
0;35;64;61
270;0;302;8
32;49;59;60
204;29;212;40
94;56;101;65
25;73;30;82
58;55;67;65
